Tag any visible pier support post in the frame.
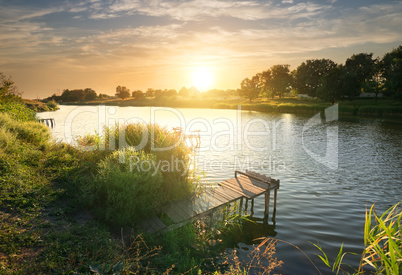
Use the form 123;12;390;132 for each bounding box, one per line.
250;199;254;216
239;198;243;216
264;190;271;217
244;198;248;214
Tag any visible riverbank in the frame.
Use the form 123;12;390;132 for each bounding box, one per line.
61;97;402;119
23;99;59;112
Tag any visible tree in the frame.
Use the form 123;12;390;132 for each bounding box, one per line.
269;65;292;98
132;90;144;99
145;88;154;97
317;65;343;104
381;45;402;98
178;87;189;97
166;89;177;97
294;59;337;97
0;72;21;103
83;88;97;101
154;89;165;99
116;86;130;100
343;53;378;98
239;76;260;103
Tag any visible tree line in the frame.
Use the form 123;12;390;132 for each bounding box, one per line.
239;45;402;103
44;85;237;102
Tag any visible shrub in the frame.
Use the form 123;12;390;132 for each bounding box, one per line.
78;122;194;202
0;112;49;147
45;100;59;110
84;149;164;226
0;101;36;121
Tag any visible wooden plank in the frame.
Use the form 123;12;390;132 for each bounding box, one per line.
165;199;195;223
204;190;228;205
225;177;265;194
192;195;218;214
221;178;262;195
205;189;230;204
237;175;279;191
210;188;237;206
219;180;258;199
237;175;270;190
215;185;244;200
164;201;191;224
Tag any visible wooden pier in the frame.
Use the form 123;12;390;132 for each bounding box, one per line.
38;118;55;128
140;170;280;234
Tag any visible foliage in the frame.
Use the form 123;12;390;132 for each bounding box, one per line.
76;122;194;225
131;89;144;99
265;65;292;98
343;53;378;97
0;72;21;103
314;202;402;274
0;101;36;121
116;85;130;99
381;45;402;97
293;59;337;97
317;65;343;104
60;88;97;102
239;76;260;103
45;99;58;109
84;149;163;225
221;238;283;275
0;111;168;274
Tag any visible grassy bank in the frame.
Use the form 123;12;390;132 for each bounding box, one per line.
23;99;59;112
62;96;402;119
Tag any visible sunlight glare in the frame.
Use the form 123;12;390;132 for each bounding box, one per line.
191;67;214;91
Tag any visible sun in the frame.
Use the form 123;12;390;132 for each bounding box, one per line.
191;67;214;91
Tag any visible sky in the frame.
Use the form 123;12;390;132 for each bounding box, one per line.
1;0;402;99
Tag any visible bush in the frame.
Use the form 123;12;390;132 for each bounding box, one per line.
0;112;50;147
0;102;36;121
78;122;194;203
84;149;164;226
45;100;59;110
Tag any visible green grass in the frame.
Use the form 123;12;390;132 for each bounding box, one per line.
0;110;167;273
313;202;402;274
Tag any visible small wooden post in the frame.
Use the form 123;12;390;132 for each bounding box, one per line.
250;199;254;215
239;197;243;216
264;190;271;216
273;188;278;210
244;198;249;214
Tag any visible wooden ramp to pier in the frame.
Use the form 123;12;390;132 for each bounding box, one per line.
139;170;280;234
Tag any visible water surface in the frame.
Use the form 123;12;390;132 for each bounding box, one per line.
38;105;402;274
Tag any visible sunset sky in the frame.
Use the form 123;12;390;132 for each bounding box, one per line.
1;0;402;99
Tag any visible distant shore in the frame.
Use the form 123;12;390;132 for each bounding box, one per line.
58;96;402;119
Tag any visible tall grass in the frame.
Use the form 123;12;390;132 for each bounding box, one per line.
76;122;196;226
84;149;164;225
314;202;401;274
0;101;36;121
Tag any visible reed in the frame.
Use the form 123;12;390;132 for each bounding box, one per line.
314;202;401;274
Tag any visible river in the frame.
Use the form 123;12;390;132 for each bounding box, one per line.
37;105;402;274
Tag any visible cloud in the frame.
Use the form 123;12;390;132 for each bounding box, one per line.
92;0;331;21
